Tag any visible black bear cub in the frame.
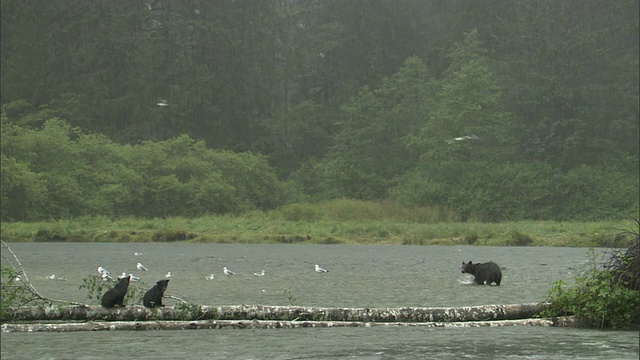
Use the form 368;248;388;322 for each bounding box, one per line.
143;279;170;308
101;276;130;308
461;261;502;285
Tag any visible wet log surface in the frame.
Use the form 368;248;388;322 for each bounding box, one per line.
5;303;545;322
1;317;578;332
2;303;577;332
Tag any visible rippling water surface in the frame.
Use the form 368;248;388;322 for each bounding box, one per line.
1;243;638;359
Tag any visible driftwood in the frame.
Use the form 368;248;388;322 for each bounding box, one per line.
5;303;544;322
0;303;580;333
1;317;578;333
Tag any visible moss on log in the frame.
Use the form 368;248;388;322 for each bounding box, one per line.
1;317;578;333
4;303;544;322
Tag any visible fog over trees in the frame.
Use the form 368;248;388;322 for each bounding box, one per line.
1;0;638;221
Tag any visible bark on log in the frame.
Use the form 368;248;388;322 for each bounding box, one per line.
1;317;578;333
5;303;545;323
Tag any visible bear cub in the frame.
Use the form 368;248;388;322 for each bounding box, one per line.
143;279;170;308
461;261;502;285
101;275;130;308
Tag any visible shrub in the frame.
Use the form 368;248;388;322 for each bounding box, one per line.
0;265;36;322
541;220;640;329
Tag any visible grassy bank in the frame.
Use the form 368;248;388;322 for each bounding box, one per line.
1;200;635;247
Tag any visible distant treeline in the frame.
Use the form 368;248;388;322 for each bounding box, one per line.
1;117;636;222
1;0;638;221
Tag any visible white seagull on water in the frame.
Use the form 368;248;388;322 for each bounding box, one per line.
97;266;110;276
253;270;266;277
97;266;113;280
205;274;215;280
315;264;329;273
166;271;172;278
137;262;149;272
223;267;236;275
120;272;140;282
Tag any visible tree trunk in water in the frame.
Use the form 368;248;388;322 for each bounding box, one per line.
5;303;545;322
2;317;578;333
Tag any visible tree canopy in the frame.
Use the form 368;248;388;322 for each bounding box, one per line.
1;0;638;221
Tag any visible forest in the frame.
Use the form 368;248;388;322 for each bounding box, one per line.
1;0;638;222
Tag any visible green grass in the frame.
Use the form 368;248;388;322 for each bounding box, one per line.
1;200;636;247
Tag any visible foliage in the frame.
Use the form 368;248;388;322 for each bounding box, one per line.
0;119;286;221
541;221;640;329
0;265;37;321
173;302;206;320
1;1;638;222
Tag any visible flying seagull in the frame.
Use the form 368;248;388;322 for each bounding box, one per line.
137;262;149;272
223;266;236;275
315;264;328;273
446;135;479;144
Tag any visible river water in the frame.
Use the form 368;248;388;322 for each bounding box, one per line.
1;243;638;359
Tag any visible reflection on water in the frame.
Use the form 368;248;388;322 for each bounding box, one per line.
1;243;638;359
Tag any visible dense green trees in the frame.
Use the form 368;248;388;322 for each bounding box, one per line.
0;117;285;221
1;0;637;221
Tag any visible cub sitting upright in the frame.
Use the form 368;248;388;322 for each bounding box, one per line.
143;279;170;308
461;261;502;285
101;275;130;308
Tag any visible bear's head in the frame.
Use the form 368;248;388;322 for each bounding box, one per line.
156;279;169;292
461;261;475;274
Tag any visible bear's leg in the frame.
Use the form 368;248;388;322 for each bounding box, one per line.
475;277;485;285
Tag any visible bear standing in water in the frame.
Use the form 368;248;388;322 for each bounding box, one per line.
461;261;502;285
143;279;170;308
101;276;130;308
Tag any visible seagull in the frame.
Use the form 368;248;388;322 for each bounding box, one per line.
12;275;21;282
315;264;329;273
46;274;56;280
446;135;479;144
134;252;143;256
119;272;140;281
205;274;215;280
223;267;235;275
137;262;149;272
253;270;266;277
166;271;172;278
97;266;110;276
157;100;169;107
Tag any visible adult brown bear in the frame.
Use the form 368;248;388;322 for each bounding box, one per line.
461;261;502;285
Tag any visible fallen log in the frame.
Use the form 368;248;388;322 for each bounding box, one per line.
5;303;544;323
1;317;578;333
